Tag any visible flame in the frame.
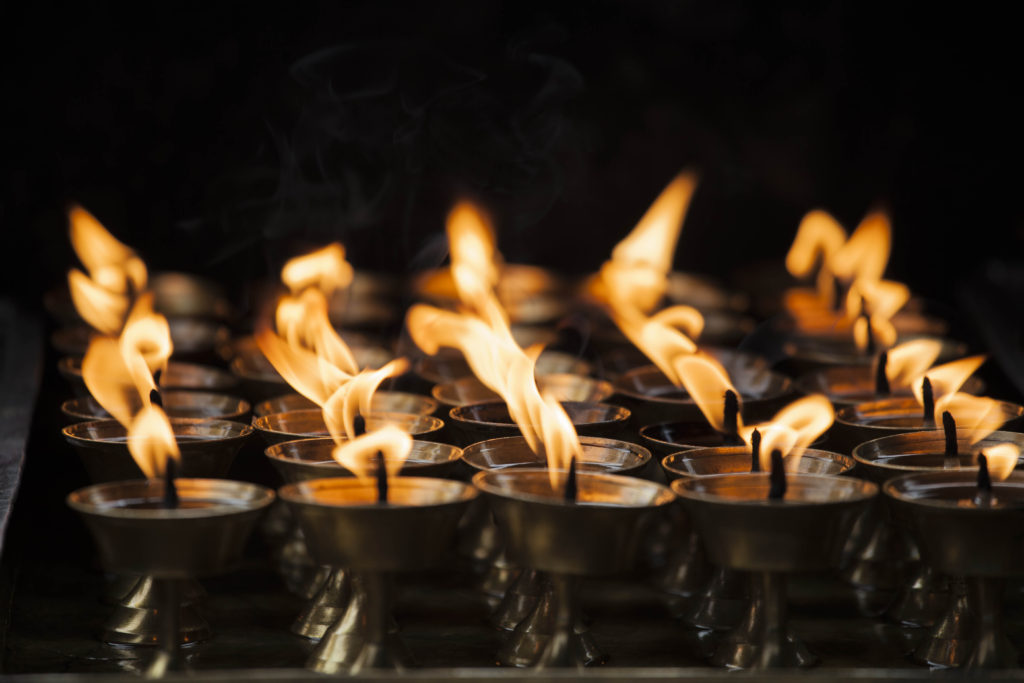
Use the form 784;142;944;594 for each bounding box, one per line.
885;339;943;389
740;395;834;470
280;243;353;296
980;443;1019;482
322;359;409;441
331;425;412;483
784;209;909;349
671;353;740;433
67;205;148;335
72;225;178;479
911;355;986;421
127;404;180;479
407;200;583;491
785;210;847;302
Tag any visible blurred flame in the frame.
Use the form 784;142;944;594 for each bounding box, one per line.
281;243;353;296
67;205;148;335
75;238;178;479
980;443;1019;482
740;395;834;470
331;425;412;484
785;209;908;349
407;201;582;491
886;339;943;389
911;355;986;421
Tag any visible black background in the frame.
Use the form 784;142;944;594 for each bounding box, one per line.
2;1;1020;307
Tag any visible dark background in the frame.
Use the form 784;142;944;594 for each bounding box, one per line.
2;1;1020;307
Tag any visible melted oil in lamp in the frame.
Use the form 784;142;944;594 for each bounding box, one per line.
673;443;877;669
62;390;250;424
252;390;437;419
853;424;1024;665
461;434;651;648
265;434;463;640
432;373;613;410
885;442;1024;669
831;356;1024;454
280;428;477;673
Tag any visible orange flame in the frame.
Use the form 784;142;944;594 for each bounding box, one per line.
67;205;148;335
127;404;180;479
979;443;1019;482
885;339;943;389
911;355;986;422
785;210;847;302
281;243;353;296
740;395;834;470
671;353;741;433
331;425;412;484
406;201;582;491
322;359;410;441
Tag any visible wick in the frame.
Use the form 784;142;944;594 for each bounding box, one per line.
153;368;162;387
564;455;578;503
922;377;935;427
750;429;762;473
149;388;163;408
831;277;844;313
863;311;876;356
974;452;994;507
874;350;890;395
162;457;179;509
375;450;388;504
768;449;786;500
942;411;958;463
353;414;366;438
723;390;742;445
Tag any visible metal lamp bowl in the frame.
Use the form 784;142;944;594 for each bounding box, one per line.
853;429;1024;485
614;362;792;426
781;335;966;376
432;374;613;408
62;391;250;424
253;391;438;418
462;435;650;477
252;409;444;446
280;477;478;572
58;357;237;398
448;400;629;446
414;349;590;386
473;469;674;576
67;478;274;577
661;447;853;482
266;437;463;483
672;473;877;573
63;418;253;483
796;365;985;409
831;397;1024;455
885;472;1024;577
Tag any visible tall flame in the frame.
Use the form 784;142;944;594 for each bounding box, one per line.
671;353;741;433
740;395;834;470
407;201;582;491
67;205;148;335
281;243;353;296
980;443;1019;482
911;355;986;422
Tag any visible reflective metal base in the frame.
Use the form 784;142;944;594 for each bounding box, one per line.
710;572;816;669
291;568;349;640
306;572;411;674
887;564;948;628
497;574;604;668
684;567;750;631
101;576;209;647
492;569;545;631
913;577;1018;669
